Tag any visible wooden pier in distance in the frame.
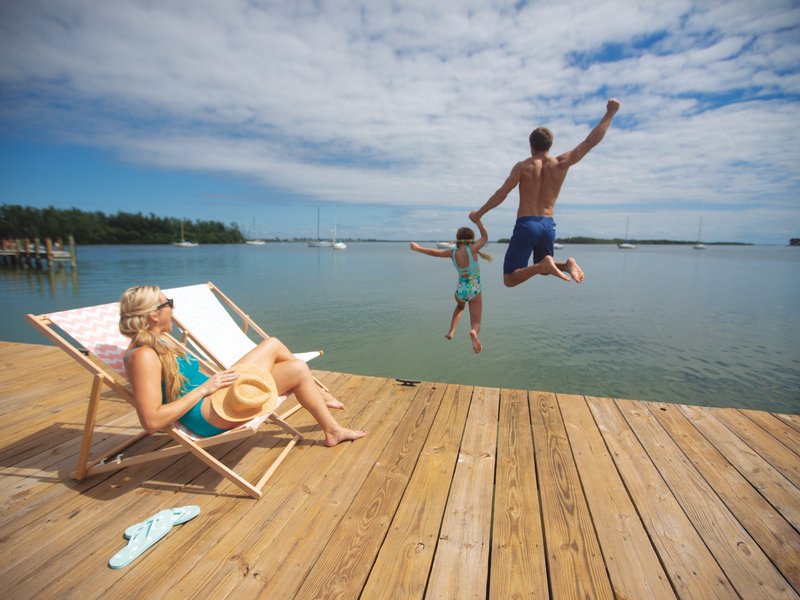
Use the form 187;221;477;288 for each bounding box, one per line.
0;341;798;599
0;236;77;269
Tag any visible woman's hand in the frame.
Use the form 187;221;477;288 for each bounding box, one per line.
200;369;239;396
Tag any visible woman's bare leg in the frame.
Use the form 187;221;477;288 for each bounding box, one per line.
270;359;365;446
236;336;293;368
236;337;343;409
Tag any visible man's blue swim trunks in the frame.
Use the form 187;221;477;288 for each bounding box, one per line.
503;216;557;274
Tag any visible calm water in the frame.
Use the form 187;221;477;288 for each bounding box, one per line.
2;243;798;414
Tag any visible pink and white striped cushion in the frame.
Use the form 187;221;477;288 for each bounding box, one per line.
47;302;129;379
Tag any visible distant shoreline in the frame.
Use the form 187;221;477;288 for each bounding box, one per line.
31;239;764;246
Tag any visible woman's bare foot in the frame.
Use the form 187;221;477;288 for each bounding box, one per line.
445;332;453;340
564;257;585;283
320;388;345;410
470;329;483;354
324;426;367;447
542;255;571;281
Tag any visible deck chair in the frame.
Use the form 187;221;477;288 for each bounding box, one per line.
162;282;328;418
26;301;303;499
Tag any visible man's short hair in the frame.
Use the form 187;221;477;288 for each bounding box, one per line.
529;127;553;152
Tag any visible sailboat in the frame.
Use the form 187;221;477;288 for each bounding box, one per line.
332;210;346;250
693;217;706;250
174;220;198;248
617;217;637;249
245;217;266;245
307;207;332;247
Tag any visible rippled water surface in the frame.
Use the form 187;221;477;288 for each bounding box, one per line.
2;243;798;413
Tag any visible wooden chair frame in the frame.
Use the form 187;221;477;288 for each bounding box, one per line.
26;308;303;500
163;281;329;420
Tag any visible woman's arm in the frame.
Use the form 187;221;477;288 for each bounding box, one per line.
126;346;237;434
409;242;451;258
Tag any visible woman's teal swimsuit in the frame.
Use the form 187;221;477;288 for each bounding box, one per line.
163;353;227;437
451;247;482;302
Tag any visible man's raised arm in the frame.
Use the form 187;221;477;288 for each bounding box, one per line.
558;98;620;167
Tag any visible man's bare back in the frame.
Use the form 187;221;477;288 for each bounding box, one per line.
470;98;620;287
515;155;569;217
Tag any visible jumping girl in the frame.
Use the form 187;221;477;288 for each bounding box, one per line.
410;217;491;353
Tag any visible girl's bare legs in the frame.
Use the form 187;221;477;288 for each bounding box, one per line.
270;359;366;446
237;337;343;409
447;299;466;339
468;294;483;354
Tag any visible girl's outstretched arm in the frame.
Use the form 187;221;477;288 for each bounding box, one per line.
410;242;451;258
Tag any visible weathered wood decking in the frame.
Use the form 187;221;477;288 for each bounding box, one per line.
0;341;798;599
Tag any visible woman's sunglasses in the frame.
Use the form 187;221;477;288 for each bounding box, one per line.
156;298;174;310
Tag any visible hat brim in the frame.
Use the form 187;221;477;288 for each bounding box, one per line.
208;364;280;423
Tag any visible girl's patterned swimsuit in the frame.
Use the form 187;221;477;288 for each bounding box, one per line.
451;247;481;302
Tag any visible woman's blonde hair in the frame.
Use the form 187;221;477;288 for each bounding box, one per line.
455;227;492;262
119;285;185;403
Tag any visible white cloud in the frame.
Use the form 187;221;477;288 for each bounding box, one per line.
1;0;798;243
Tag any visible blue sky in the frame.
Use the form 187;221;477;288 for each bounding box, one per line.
1;1;799;244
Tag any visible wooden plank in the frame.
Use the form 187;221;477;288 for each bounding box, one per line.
741;409;800;456
650;401;800;595
587;396;736;598
425;386;499;600
679;404;800;530
361;383;472;599
2;434;209;597
710;407;800;488
776;413;800;433
224;378;421;599
44;372;359;598
293;381;447;599
618;399;797;599
105;374;388;599
558;394;675;599
489;388;548;599
530;391;613;600
3;341;800;599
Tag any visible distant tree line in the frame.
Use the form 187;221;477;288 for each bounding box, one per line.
0;204;244;244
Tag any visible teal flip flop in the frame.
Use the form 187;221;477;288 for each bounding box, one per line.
123;505;201;539
108;509;173;569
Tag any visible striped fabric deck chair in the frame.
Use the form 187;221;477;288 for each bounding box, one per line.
162;282;328;418
26;301;303;499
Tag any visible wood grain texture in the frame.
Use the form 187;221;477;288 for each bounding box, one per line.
0;342;798;599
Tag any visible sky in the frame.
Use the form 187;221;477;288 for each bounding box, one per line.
1;0;799;244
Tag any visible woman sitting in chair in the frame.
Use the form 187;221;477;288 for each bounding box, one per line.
119;285;366;446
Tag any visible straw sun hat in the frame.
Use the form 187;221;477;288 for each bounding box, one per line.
208;364;280;422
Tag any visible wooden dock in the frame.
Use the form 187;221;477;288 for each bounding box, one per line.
0;341;798;599
0;236;76;269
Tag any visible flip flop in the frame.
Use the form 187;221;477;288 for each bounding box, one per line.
123;505;200;539
108;509;173;569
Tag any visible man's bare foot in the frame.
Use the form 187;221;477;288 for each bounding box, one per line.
542;255;571;281
324;426;367;447
564;257;585;283
320;389;345;410
470;329;482;354
445;332;453;340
